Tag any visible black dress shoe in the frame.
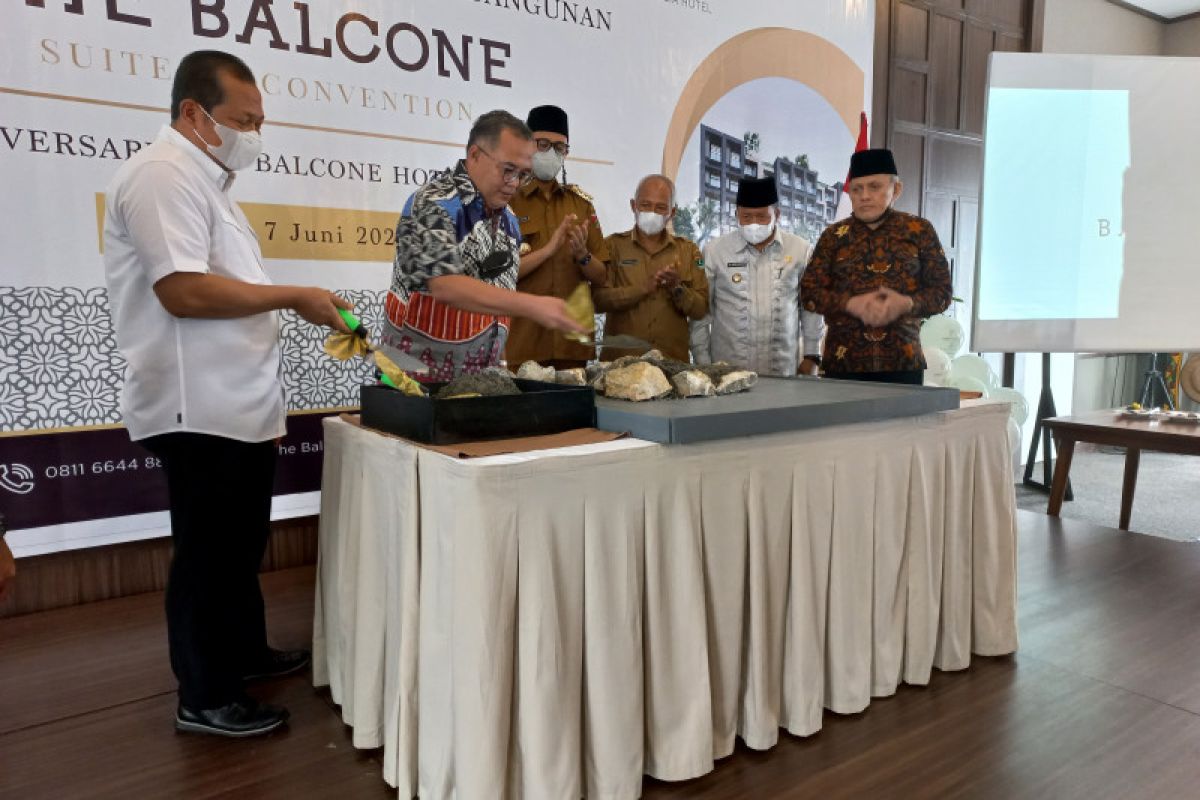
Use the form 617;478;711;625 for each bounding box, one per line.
243;647;311;681
175;698;289;738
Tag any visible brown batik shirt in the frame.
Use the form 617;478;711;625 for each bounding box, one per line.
800;209;951;373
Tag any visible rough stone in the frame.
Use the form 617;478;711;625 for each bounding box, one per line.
555;368;587;386
603;362;672;401
671;370;716;398
609;355;643;370
435;372;521;399
586;362;610;384
643;356;700;378
479;365;516;379
715;370;758;395
515;360;557;383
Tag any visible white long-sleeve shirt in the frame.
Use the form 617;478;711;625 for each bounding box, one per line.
689;228;825;376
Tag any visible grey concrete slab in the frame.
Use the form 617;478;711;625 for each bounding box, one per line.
594;375;960;443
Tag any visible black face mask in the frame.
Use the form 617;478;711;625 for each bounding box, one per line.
478;249;513;280
477;219;513;279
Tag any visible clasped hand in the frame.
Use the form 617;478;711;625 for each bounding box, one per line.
845;287;913;328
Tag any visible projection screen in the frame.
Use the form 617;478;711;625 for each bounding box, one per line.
973;53;1200;353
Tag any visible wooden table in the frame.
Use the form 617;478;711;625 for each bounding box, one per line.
1043;411;1200;531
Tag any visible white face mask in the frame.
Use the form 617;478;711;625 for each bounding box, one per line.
636;211;667;236
531;149;564;181
194;107;262;172
740;214;775;246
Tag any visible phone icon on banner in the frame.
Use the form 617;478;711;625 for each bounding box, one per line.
0;463;36;495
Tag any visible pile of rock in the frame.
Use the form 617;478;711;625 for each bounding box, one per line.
515;351;757;402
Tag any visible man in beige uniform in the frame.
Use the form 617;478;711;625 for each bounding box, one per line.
594;174;708;362
506;105;609;368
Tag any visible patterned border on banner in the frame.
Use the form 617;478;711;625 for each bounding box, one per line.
0;287;385;431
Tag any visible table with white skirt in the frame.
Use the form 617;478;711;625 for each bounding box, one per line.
312;401;1018;799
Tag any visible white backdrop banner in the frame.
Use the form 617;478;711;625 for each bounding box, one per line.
1;0;873;554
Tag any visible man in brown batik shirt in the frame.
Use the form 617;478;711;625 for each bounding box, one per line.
800;148;951;384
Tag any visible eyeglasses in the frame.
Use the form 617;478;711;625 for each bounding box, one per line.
534;138;570;157
476;147;533;187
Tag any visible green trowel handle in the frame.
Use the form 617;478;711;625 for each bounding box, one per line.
338;307;363;335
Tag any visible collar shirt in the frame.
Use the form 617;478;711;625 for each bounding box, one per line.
505;179;610;365
382;160;522;381
690;229;825;376
800;210;951;373
594;229;709;362
102;125;284;443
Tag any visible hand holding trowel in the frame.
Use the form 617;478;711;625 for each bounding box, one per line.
324;309;426;396
560;282;652;351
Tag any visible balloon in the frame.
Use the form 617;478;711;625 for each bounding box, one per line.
920;315;966;359
923;346;952;386
950;354;998;389
1007;418;1022;465
948;374;989;396
990;387;1030;426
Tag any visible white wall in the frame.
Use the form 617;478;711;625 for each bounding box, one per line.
1163;16;1200;55
1042;0;1164;55
1163;19;1200;411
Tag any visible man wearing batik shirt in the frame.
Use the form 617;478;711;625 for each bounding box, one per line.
800;148;951;385
382;110;582;381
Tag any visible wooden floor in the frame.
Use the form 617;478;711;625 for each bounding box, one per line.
4;510;1200;799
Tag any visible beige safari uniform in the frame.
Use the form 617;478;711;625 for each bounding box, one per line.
505;180;610;367
594;229;709;362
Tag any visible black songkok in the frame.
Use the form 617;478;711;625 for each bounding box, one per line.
526;105;569;138
735;176;778;208
848;148;898;179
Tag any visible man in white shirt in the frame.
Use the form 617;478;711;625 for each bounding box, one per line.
103;50;349;738
690;176;825;376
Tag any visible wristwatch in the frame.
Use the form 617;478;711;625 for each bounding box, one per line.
576;253;592;267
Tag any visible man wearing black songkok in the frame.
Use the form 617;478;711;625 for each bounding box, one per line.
800;148;951;384
690;176;826;376
506;104;610;369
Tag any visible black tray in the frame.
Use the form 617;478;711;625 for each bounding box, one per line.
360;379;596;444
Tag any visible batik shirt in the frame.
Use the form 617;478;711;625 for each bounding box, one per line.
800;209;951;373
381;160;521;381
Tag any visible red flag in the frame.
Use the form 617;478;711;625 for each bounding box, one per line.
843;112;869;192
834;112;869;220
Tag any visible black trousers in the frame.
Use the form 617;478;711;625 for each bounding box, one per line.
142;432;276;709
823;369;925;386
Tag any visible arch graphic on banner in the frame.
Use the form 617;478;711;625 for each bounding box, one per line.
660;27;864;183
